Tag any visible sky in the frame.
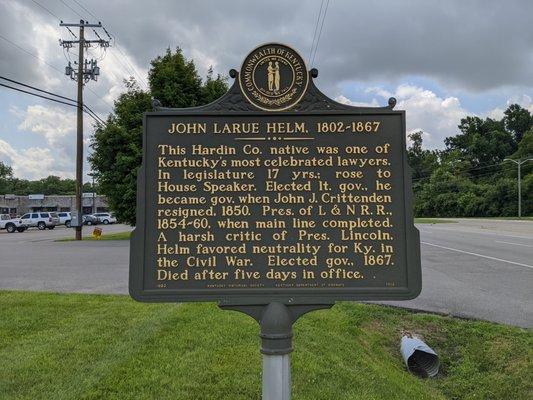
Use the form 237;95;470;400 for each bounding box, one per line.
0;0;532;180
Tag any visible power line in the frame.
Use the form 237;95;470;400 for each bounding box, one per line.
0;82;76;107
112;41;149;89
1;75;75;103
30;1;78;39
410;158;518;183
0;80;104;125
0;33;63;74
0;82;104;125
0;33;113;110
30;0;61;20
0;75;105;124
411;162;512;183
311;0;331;67
308;0;324;65
58;0;84;19
70;0;99;20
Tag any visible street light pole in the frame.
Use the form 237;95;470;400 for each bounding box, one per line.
504;158;533;218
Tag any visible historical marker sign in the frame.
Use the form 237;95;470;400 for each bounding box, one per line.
129;43;421;305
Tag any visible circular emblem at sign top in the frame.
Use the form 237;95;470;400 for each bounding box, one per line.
239;43;309;111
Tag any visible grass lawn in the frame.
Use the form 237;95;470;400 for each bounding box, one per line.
414;218;457;224
0;291;531;400
56;231;132;241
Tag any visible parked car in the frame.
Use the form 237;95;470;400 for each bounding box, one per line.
57;212;72;227
0;214;27;233
82;214;99;226
93;212;117;225
20;212;59;230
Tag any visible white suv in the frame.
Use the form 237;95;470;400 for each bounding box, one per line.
20;212;60;230
93;212;117;225
57;212;72;227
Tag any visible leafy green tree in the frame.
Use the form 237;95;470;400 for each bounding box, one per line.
90;80;152;225
0;161;13;194
90;50;228;225
150;48;200;108
445;116;515;170
510;128;533;160
504;104;532;143
33;176;76;195
0;161;12;179
413;151;473;217
0;165;85;195
202;67;228;104
406;131;439;180
506;129;533;215
522;173;533;216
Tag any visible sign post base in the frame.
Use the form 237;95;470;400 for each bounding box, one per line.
220;302;333;399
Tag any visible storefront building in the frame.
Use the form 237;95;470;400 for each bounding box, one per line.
0;194;109;216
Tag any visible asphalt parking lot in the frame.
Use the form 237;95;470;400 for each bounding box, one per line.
0;224;132;294
0;219;531;327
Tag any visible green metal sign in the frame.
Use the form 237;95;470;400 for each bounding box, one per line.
129;43;421;305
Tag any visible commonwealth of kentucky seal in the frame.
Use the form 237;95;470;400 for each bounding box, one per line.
239;43;309;111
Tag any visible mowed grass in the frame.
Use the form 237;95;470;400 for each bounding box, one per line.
414;218;457;224
56;231;132;241
0;292;531;400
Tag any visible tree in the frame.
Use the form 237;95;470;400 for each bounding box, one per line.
0;161;13;194
0;164;83;195
149;48;201;108
90;80;152;225
406;131;439;180
410;103;533;217
202;67;228;104
90;51;228;225
445;116;515;169
510;128;533;160
504;104;532;143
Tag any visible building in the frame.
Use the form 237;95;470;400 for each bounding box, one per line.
0;194;109;216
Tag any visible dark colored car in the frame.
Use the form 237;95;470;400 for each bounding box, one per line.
82;215;99;226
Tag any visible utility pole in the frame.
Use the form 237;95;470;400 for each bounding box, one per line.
59;20;110;239
504;158;533;218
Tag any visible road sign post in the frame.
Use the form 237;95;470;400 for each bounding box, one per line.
504;158;533;218
129;43;421;398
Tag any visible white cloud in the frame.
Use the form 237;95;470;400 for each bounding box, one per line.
3;104;96;180
17;105;76;147
485;107;505;121
485;94;533;120
340;84;468;149
340;86;533;149
0;139;71;180
335;95;379;107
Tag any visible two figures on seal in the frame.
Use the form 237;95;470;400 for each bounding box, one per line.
267;61;281;92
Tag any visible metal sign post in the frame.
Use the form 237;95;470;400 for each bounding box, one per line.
129;43;421;398
219;302;333;400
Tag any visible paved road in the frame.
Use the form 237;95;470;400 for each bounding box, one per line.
1;220;531;327
379;219;533;328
